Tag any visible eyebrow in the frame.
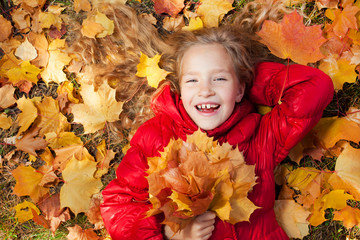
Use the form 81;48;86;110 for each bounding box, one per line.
181;69;232;76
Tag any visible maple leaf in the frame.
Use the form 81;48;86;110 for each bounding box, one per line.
0;112;12;130
27;32;49;67
81;11;114;38
71;82;123;134
13;0;46;8
0;84;16;109
14;38;37;61
11;7;30;31
94;139;115;178
274;200;311;239
319;56;357;90
257;11;326;65
86;193;104;230
74;0;92;13
196;0;234;28
36;194;71;234
182;17;203;31
53;144;94;171
40;147;55;166
16;96;38;135
45;131;83;149
5;61;41;85
163;16;185;32
67;225;99;240
325;5;360;38
0;15;12;42
328;142;360;200
15;127;48;156
316;0;339;9
345;107;360;125
60;156;103;215
136;52;170;88
333;206;360;229
38;11;63;30
12;165;49;202
13;200;40;223
153;0;185;17
41;40;72;85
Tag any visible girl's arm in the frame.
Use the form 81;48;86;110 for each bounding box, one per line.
100;121;166;240
249;62;334;167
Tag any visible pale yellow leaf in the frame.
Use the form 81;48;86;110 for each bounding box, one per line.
15;38;37;61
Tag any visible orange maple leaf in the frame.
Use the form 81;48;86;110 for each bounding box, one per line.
153;0;185;17
257;11;327;65
66;225;99;240
325;5;360;38
15;127;48;156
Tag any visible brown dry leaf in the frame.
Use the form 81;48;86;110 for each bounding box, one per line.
28;32;49;67
37;194;71;234
333;206;360;229
316;0;339;9
153;0;185;17
13;0;46;8
94;139;115;178
345;107;360;125
15;127;48;156
257;11;326;65
319;56;357;90
33;96;70;136
0;15;12;42
0;113;12;130
0;84;16;109
325;5;360;38
85;193;104;230
71;82;123;134
328;142;360;200
13;200;40;223
60;155;103;215
74;0;92;13
67;225;99;240
163;16;185;32
16;96;38;135
12;8;31;30
274;200;311;239
197;0;234;27
45;131;83;149
15;38;38;61
12;165;49;202
53;144;94;171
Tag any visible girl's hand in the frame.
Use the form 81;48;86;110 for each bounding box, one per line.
164;211;216;240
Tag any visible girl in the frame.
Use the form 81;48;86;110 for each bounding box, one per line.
95;1;334;240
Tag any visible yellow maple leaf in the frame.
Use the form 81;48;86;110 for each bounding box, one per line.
182;17;203;31
136;52;170;88
33;96;70;136
16;96;38;135
6;60;41;84
74;0;91;13
41;50;72;85
274;200;311;239
53;144;94;171
0;84;16;109
0;113;12;130
328;142;360;200
333;206;360;229
0;15;12;42
71;82;123;134
322;189;354;210
197;0;234;27
81;17;104;39
12;165;49;202
81;11;114;38
13;200;40;223
60;156;103;215
45;131;83;149
319;57;357;90
94;11;114;38
38;11;62;30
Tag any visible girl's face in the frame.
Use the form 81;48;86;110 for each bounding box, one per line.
180;43;245;131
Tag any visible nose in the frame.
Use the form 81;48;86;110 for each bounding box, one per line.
198;80;215;97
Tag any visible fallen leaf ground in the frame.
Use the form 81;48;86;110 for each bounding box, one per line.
1;0;360;239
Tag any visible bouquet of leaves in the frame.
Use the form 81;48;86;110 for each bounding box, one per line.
146;130;260;233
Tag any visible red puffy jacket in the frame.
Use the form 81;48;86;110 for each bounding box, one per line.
100;62;334;240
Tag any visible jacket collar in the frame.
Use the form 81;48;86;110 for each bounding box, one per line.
151;84;255;140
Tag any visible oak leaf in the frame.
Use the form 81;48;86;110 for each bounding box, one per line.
136;52;170;88
12;165;49;202
60;156;103;215
257;11;326;65
0;15;12;42
319;57;357;90
328;143;360;200
16;96;38;135
15;127;48;156
71;82;123;134
333;206;360;229
0;84;16;109
0;113;12;129
197;0;234;27
325;5;360;38
153;0;185;17
74;0;92;13
13;200;40;223
274;200;310;239
67;225;99;240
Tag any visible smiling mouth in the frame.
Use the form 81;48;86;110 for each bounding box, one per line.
195;104;220;112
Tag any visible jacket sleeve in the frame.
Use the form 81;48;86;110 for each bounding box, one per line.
249;62;334;167
100;120;166;240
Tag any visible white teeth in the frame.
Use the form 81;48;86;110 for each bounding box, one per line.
196;104;219;110
202;104;206;109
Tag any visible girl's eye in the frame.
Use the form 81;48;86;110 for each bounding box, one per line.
215;77;226;81
186;79;197;83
